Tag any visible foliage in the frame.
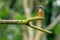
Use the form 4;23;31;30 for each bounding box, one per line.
0;4;9;19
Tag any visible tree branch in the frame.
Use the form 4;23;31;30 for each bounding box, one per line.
28;22;52;34
46;15;60;30
25;17;44;24
0;16;52;34
0;16;44;24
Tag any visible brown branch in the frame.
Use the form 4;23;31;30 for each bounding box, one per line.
46;15;60;30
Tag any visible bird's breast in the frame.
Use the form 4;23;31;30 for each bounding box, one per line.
38;9;44;17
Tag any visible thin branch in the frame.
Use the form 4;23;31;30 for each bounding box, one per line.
46;15;60;30
28;22;52;34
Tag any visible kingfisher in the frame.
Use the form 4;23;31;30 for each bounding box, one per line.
37;6;44;17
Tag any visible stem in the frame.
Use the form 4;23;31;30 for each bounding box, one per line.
28;22;52;34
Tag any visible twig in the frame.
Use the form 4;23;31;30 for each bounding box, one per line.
28;22;52;34
46;15;60;30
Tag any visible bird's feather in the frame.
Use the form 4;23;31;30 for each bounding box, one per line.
38;9;44;17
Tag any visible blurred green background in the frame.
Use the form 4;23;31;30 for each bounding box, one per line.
0;0;60;40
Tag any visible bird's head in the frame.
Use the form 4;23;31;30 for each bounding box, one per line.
37;6;44;14
37;6;44;11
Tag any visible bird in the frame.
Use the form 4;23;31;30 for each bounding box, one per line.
37;6;44;17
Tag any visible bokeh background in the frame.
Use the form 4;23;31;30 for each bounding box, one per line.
0;0;60;40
